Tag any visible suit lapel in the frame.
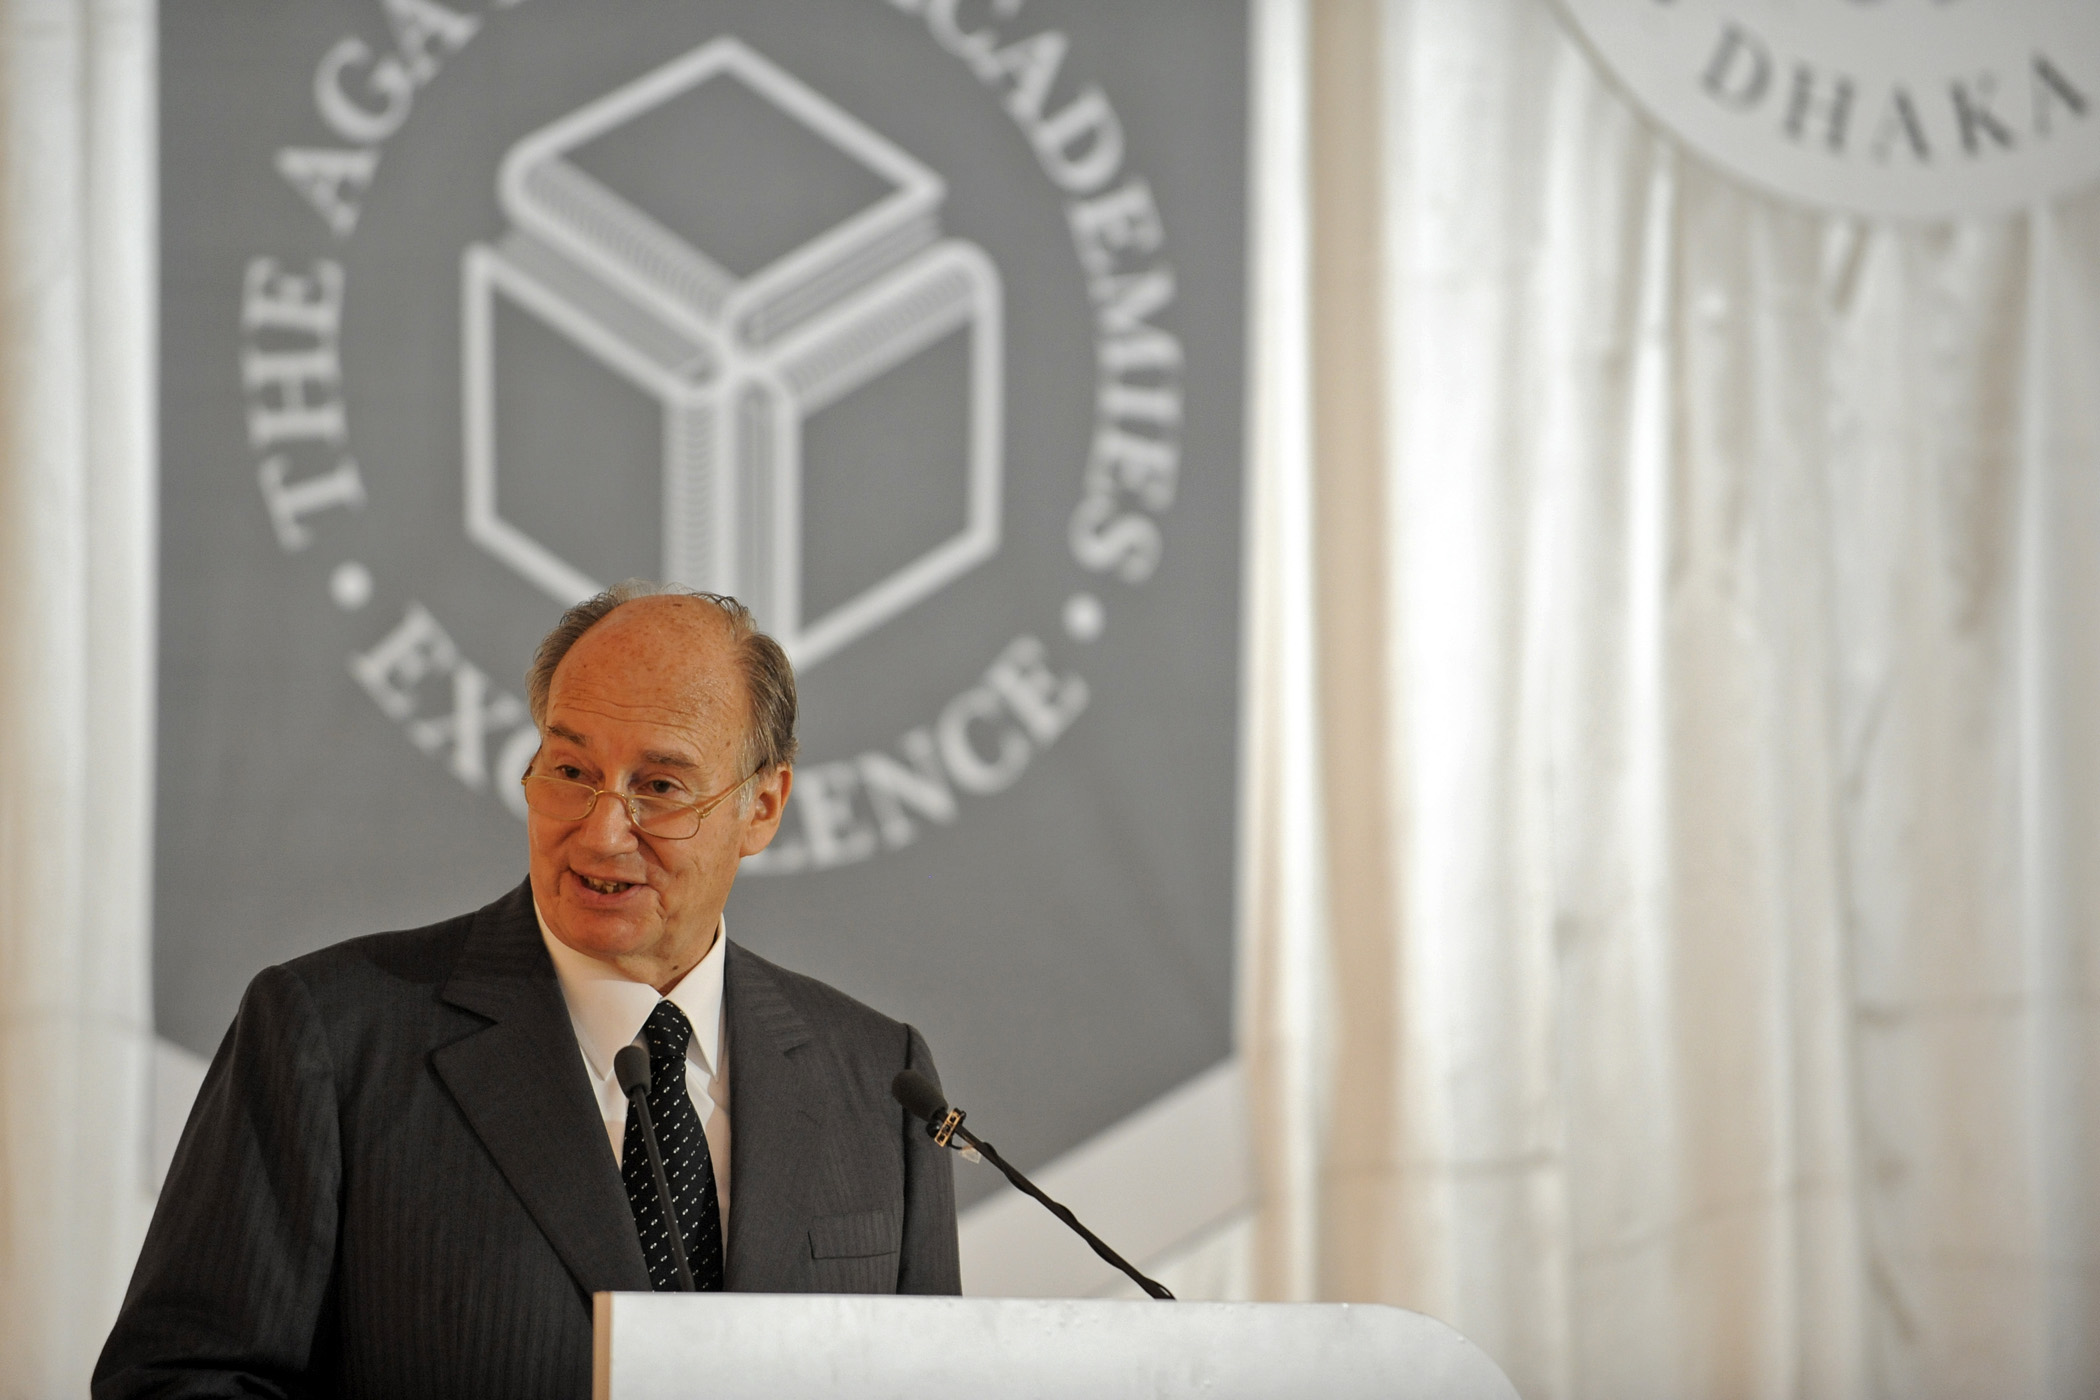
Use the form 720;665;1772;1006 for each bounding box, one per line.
432;881;651;1296
723;943;828;1291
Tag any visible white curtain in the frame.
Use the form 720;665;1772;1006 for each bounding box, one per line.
6;0;2099;1395
0;1;157;1395
1244;1;2100;1397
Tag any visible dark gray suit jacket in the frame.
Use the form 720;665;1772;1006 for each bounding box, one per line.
95;880;959;1398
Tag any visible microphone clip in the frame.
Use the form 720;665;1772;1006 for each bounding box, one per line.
930;1105;966;1148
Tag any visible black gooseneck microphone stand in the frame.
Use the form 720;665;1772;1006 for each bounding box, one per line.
616;1041;696;1292
892;1069;1174;1301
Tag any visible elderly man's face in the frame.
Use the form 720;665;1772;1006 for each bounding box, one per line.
527;597;791;989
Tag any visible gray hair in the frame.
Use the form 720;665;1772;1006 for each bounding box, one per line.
526;581;799;782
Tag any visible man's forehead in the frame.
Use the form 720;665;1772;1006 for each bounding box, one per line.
543;721;702;769
547;599;744;715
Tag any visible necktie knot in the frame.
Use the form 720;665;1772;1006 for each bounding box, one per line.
643;999;693;1069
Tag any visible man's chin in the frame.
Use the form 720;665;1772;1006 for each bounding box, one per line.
547;900;657;962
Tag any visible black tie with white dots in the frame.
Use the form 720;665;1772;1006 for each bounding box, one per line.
621;1000;725;1291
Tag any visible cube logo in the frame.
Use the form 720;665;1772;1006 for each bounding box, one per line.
172;1;1245;1256
461;38;1003;669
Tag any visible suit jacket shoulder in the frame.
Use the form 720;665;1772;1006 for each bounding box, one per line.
97;881;638;1400
97;883;961;1400
728;940;914;1060
722;940;960;1295
275;903;476;1004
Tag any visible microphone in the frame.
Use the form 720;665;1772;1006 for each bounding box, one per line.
890;1070;1175;1301
892;1067;949;1125
615;1039;695;1292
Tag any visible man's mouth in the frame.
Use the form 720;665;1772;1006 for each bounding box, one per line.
577;875;634;896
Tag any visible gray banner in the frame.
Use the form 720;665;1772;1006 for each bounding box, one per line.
158;0;1247;1199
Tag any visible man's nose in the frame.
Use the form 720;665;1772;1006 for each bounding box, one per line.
578;790;640;849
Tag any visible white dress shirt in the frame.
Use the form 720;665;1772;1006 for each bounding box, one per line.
537;905;732;1226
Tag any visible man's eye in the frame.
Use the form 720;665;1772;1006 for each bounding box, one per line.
554;765;587;782
643;778;685;798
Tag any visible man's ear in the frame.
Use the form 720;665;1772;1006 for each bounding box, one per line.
736;765;793;857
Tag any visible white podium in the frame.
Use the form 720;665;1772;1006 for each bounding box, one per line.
592;1292;1520;1400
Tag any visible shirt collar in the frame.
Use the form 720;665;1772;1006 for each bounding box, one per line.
536;903;726;1083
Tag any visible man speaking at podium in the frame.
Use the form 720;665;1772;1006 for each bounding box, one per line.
97;585;960;1398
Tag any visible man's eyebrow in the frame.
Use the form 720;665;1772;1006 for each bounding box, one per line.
544;728;696;770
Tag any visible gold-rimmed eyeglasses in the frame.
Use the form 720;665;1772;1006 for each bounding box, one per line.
518;767;760;840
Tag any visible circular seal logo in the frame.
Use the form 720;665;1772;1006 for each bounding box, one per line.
1551;0;2100;218
160;0;1246;1187
230;5;1232;879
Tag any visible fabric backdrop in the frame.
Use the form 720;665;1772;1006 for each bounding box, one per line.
1242;2;2100;1399
0;1;158;1396
5;0;2098;1396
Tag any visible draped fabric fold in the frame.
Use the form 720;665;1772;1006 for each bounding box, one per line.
1251;2;2100;1397
5;2;2097;1396
0;0;158;1393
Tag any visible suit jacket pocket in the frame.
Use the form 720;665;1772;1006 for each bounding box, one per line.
809;1209;902;1260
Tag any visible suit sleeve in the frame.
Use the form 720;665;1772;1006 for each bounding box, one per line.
94;965;343;1398
895;1024;961;1295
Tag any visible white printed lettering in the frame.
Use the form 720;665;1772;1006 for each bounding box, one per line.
242;257;344;336
1069;493;1162;583
938;685;1031;794
405;663;526;789
1027;86;1123;194
258;455;365;552
796;762;881;868
859;728;957;847
924;0;1004;79
984;636;1088;745
314;36;415;144
241;258;347;450
349;603;459;722
380;0;480;84
275;148;379;239
244;347;345;449
992;30;1067;125
1067;179;1163;277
